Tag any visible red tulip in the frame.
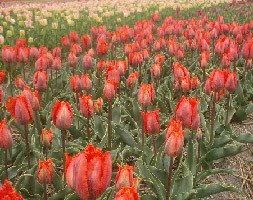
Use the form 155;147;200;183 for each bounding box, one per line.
0;180;23;200
114;187;140;200
16;47;30;63
151;64;162;79
142;49;150;61
0;119;13;149
138;84;155;108
154;54;165;65
152;12;160;22
38;158;53;184
224;71;237;93
222;54;231;69
70;75;82;93
81;35;91;50
103;80;117;101
96;39;108;56
82;54;93;70
33;71;48;92
129;52;143;67
164;119;185;157
97;59;106;73
15;77;27;90
199;51;210;68
245;59;252;70
0;87;3;105
94;97;103;114
68;52;78;67
69;32;79;44
2;46;16;63
52;57;62;71
208;69;225;92
173;62;190;84
40;129;53;148
52;101;73;130
30;47;39;59
35;56;50;71
6;95;33;125
39;46;48;56
0;69;6;84
191;76;200;90
70;43;82;56
116;61;127;76
80;74;93;92
61;36;70;47
127;72;138;89
175;96;200;130
15;39;26;48
80;94;94;118
141;109;160;135
116;164;135;191
106;65;120;86
65;143;111;200
22;87;40;111
181;76;191;93
52;46;61;57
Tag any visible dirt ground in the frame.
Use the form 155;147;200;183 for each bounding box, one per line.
207;116;253;200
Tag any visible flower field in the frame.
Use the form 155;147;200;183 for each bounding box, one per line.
0;0;253;199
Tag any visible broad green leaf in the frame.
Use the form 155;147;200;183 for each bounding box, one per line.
234;133;253;143
112;103;121;124
196;184;243;198
196;168;236;182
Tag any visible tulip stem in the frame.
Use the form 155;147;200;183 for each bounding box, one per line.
4;149;8;179
56;70;58;93
152;136;157;156
138;64;142;84
225;94;230;126
45;147;48;160
61;130;66;182
24;124;31;169
35;111;41;135
108;101;112;150
8;64;13;96
23;65;26;82
141;107;147;153
166;157;174;200
202;68;206;82
44;183;47;200
210;93;216;145
87;117;90;141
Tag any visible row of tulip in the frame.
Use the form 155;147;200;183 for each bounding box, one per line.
0;0;253;199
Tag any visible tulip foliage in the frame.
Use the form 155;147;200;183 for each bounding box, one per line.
0;1;253;200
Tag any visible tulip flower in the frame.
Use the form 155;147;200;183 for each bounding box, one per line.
81;35;91;50
65;144;111;200
35;56;50;71
68;52;78;73
15;77;27;90
94;97;103;114
96;38;108;56
137;84;155;110
0;180;23;200
6;94;33;168
164;119;185;200
33;71;48;93
52;100;73;179
114;187;140;200
52;46;61;57
70;43;82;57
38;158;53;200
0;69;5;84
0;119;13;179
116;164;139;192
81;74;92;92
175;96;200;130
82;54;93;71
41;128;53;159
80;94;93;140
141;109;160;135
191;76;200;90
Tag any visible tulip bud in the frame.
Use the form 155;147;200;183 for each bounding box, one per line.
94;97;103;114
103;80;117;101
224;71;237;93
0;35;4;45
79;94;94;118
65;144;111;200
15;77;27;90
127;72;138;89
0;119;13;149
52;100;73;130
175;96;200;130
181;76;191;93
38;158;53;184
115;187;140;200
191;76;200;90
80;74;92;92
70;75;82;93
52;57;62;71
141;109;160;135
28;37;34;44
0;180;23;199
40;129;53;148
116;164;134;191
33;71;48;92
211;69;225;92
151;64;162;79
164;119;185;157
82;54;93;70
137;84;155;108
0;69;5;84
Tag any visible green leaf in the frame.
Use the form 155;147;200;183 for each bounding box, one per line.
136;160;166;200
196;184;243;198
233;108;247;122
245;103;253;114
186;139;196;174
234;133;253;143
112;103;121;124
196;169;236;182
205;143;243;162
113;123;138;148
93;114;105;139
48;186;72;200
141;195;157;200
